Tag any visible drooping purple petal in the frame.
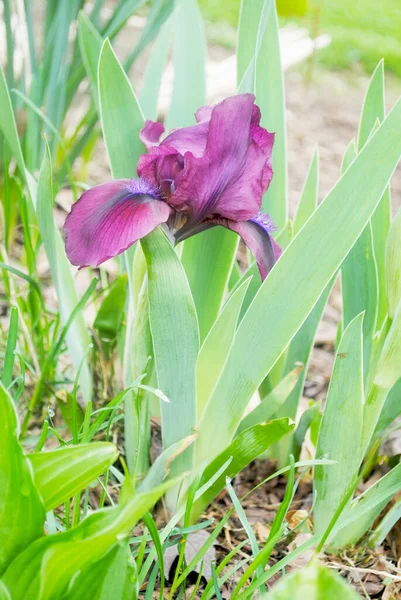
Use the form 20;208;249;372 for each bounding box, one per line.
64;179;171;268
140;120;165;150
162;120;209;158
176;211;280;280
168;94;274;225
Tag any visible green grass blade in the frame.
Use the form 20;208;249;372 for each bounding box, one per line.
2;306;18;388
314;314;364;536
197;278;251;417
28;443;118;511
78;12;103;92
35;145;93;404
374;299;401;390
385;206;401;318
0;65;26;174
0;384;45;575
98;39;145;179
195;93;401;467
141;228;199;478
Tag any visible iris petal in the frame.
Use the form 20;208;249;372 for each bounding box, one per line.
64;179;171;268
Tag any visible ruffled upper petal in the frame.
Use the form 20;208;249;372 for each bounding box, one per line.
140;120;165;150
64;179;171;268
168;94;274;225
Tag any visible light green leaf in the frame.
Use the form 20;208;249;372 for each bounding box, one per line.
236;366;302;435
0;384;45;575
191;418;294;521
314;314;364;536
374;298;401;389
238;0;287;229
0;64;25;174
358;60;390;327
331;462;401;548
36;145;92;404
197;278;251;417
2;479;176;600
139;16;173;120
78;12;103;90
141;228;199;477
94;274;127;359
181;229;238;343
268;560;360;599
195;92;401;467
28;443;118;511
341;140;378;377
293;147;319;235
165;0;206;130
66;543;135;600
0;581;11;600
98;39;145;179
385;206;401;318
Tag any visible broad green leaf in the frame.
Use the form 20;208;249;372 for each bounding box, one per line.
66;543;135;600
236;366;302;435
314;314;364;536
181;229;238;343
28;442;118;511
0;384;45;575
331;462;401;548
141;228;199;476
191;418;294;521
139;16;173;120
293;147;319;235
78;12;103;90
268;560;360;599
369;494;401;547
195;93;401;467
358;60;390;327
238;0;287;229
385;206;401;318
290;400;321;462
372;376;401;442
165;0;206;130
374;298;401;389
197;278;251;417
98;39;145;179
36;146;92;404
0;581;11;600
1;306;18;388
2;479;176;600
341;140;378;377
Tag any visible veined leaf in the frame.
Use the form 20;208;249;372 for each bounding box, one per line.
0;384;45;575
293;147;319;235
195;92;401;467
314;314;364;536
191;418;294;521
2;479;176;600
141;228;199;478
28;443;118;511
197;278;251;417
65;543;134;600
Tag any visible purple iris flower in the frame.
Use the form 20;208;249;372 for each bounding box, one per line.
64;93;281;279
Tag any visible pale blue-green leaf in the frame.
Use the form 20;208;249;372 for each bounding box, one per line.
78;12;103;90
293;147;319;235
385;206;401;318
98;39;145;179
197;278;251;417
165;0;206;130
374;298;401;389
314;314;364;536
195;93;401;467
